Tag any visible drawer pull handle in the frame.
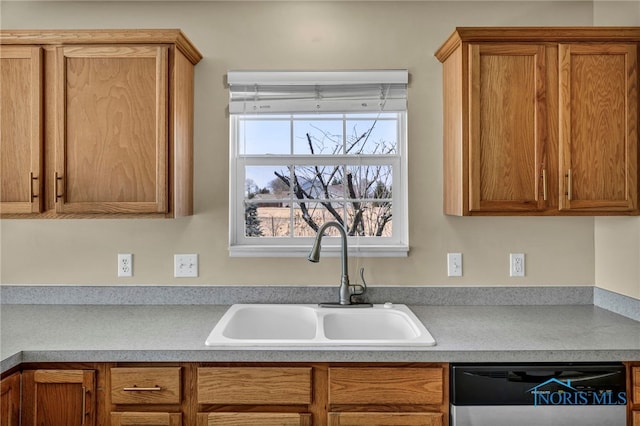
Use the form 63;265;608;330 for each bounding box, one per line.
123;386;162;391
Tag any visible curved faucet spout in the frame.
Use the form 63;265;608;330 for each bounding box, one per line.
308;221;361;305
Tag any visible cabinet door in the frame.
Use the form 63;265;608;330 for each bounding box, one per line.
0;373;21;426
559;43;638;212
196;412;311;426
110;412;182;426
328;412;442;426
54;45;169;214
0;46;43;214
468;44;547;212
22;369;95;426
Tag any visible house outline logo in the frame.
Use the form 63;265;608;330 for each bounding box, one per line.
527;378;577;394
526;377;627;406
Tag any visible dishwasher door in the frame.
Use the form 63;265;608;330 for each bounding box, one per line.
450;363;627;426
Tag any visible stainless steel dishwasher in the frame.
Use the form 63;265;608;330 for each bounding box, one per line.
450;363;627;426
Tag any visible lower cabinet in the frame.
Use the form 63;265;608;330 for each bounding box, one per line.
109;367;182;425
21;369;96;426
0;372;20;426
195;364;448;426
111;412;182;426
630;363;640;426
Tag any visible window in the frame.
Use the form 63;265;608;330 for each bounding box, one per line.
228;71;408;257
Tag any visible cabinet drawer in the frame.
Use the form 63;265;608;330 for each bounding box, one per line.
111;367;181;405
634;367;640;403
329;367;443;405
197;367;312;405
634;411;640;426
328;412;442;426
196;412;311;426
110;412;182;426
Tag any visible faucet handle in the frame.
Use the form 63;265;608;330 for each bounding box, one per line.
349;267;368;298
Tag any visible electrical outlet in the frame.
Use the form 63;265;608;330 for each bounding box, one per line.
117;253;133;277
510;253;525;277
447;253;463;277
174;254;198;278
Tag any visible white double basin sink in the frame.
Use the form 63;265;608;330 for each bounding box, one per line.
205;303;436;349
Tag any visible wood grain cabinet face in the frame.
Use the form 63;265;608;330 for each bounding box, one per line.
22;369;96;426
111;367;181;405
468;44;547;213
0;46;43;214
110;412;182;426
55;45;169;214
436;28;640;216
0;373;21;426
197;367;312;405
196;412;312;426
328;412;443;426
558;43;638;212
0;30;201;218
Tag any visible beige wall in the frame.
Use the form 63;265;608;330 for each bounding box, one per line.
593;1;640;300
0;1;616;287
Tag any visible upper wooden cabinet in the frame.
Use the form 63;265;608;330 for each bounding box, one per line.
0;30;202;218
435;27;639;216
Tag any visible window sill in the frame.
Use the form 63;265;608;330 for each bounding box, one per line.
229;244;409;258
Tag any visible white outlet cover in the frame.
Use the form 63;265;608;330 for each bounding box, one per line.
117;253;133;278
174;254;198;278
510;253;525;277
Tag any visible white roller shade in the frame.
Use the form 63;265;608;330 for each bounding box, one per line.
228;70;408;114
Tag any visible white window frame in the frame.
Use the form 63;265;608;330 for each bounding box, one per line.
228;71;409;258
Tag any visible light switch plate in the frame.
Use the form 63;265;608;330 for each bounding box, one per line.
174;254;198;278
447;253;462;277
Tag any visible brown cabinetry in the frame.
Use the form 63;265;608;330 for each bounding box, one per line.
0;372;21;426
0;30;202;218
0;46;43;214
196;366;313;425
435;27;639;216
328;366;447;426
110;367;182;426
22;369;96;426
630;364;640;426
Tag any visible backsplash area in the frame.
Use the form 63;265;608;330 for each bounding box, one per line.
1;285;637;321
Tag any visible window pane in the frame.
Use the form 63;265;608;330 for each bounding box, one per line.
293;202;345;237
346;201;393;237
245;166;290;198
293;119;343;154
347;119;397;154
346;165;393;199
293;165;345;199
245;202;291;237
239;119;290;155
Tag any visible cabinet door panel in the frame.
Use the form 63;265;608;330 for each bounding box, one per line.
55;45;168;214
329;367;443;405
0;46;42;213
196;412;311;426
22;369;95;426
469;44;547;212
328;412;442;426
559;43;638;211
110;412;182;426
197;367;312;405
0;373;21;426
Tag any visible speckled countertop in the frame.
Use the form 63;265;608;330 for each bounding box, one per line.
2;303;639;373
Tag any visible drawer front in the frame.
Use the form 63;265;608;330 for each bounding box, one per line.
634;367;640;403
111;367;181;405
634;411;640;426
328;412;443;426
110;412;182;426
197;367;312;405
329;367;443;405
197;412;311;426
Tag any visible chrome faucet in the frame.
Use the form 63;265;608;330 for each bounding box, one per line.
307;221;370;307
